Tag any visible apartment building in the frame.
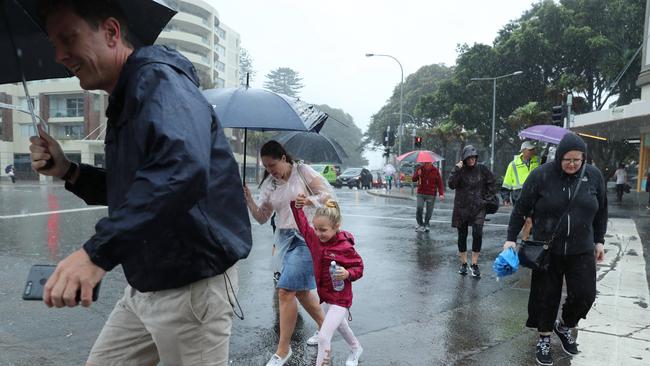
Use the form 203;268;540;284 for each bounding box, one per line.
0;0;247;181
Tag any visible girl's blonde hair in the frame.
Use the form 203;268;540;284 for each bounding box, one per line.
314;199;341;227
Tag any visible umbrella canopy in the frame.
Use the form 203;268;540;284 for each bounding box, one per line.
518;125;568;145
273;131;346;164
492;248;520;278
396;150;445;164
383;164;396;176
203;87;328;132
0;0;176;85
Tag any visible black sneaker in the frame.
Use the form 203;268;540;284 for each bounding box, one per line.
424;224;430;232
536;336;553;365
458;263;468;275
553;320;579;355
470;264;481;278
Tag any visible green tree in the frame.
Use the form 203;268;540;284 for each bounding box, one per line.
365;64;453;150
239;48;255;87
263;67;304;97
317;105;368;168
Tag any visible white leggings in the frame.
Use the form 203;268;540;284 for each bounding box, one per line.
316;303;361;366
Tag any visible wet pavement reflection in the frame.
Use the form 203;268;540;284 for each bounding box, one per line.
0;184;610;365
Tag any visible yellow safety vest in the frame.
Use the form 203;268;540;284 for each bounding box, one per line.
502;154;540;191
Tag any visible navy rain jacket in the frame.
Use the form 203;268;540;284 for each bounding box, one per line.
507;133;607;256
67;46;252;292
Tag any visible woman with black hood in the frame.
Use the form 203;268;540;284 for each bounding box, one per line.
447;145;497;278
503;133;607;366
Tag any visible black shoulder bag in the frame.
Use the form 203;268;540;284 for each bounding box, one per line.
518;166;586;271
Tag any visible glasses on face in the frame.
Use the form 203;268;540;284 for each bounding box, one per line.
561;158;583;165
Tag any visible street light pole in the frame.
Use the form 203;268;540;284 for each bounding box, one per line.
470;71;523;171
366;53;404;158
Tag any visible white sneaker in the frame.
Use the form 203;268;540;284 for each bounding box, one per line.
415;225;424;232
306;330;319;346
265;348;292;366
345;346;363;366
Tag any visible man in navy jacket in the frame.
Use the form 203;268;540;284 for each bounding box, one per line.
29;1;251;365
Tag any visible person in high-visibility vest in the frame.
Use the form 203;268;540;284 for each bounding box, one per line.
501;141;540;206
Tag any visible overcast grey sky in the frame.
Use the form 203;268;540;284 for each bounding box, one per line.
209;0;537;167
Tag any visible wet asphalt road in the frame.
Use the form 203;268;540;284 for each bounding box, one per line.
0;183;630;365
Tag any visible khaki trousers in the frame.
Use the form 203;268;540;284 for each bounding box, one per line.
87;265;238;366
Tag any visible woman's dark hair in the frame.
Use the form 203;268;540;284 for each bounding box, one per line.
259;140;294;187
37;0;134;48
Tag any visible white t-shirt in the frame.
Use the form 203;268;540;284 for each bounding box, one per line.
614;168;626;185
254;163;333;229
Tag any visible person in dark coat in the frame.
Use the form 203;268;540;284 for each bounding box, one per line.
503;133;607;366
447;145;496;278
28;2;251;365
360;168;372;189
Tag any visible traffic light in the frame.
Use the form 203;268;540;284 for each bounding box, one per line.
382;147;391;158
414;136;422;149
382;130;395;146
551;105;564;126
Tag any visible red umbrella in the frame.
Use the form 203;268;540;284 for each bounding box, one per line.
396;150;444;163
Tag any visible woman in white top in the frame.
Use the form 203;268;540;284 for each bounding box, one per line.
243;140;333;366
614;163;627;203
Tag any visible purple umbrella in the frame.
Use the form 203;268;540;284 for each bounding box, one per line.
518;125;569;144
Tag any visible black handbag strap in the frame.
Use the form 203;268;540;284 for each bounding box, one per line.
546;164;587;245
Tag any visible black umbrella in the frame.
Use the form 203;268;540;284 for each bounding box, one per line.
273;131;347;164
0;0;176;85
203;86;329;181
0;0;176;139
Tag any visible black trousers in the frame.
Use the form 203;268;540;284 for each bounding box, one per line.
457;223;483;253
526;251;597;332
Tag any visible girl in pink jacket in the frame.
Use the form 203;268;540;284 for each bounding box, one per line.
291;195;364;366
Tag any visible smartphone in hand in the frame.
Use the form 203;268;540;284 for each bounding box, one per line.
23;264;101;302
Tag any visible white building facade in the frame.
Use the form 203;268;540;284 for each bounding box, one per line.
0;0;246;181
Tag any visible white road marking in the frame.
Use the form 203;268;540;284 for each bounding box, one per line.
0;206;106;219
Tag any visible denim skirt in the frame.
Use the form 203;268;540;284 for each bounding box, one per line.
274;229;316;291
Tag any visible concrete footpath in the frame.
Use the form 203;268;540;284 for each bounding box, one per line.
367;187;650;364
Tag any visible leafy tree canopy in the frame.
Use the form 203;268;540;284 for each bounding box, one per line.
263;67;304;97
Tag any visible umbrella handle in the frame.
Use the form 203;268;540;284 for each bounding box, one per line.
242;128;247;183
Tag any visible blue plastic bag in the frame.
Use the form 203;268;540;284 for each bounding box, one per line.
493;247;519;278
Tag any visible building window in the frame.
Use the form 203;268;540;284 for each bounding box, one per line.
94;153;105;168
49;94;84;118
20;124;36;137
214;78;225;88
13;153;32;172
215;44;225;56
52;123;85;140
216;27;226;39
216;61;226;72
19;97;39;113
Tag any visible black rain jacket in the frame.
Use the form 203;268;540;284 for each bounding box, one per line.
448;146;497;227
67;46;252;291
507;133;607;255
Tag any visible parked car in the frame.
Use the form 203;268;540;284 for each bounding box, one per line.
370;169;385;188
310;163;338;185
334;167;363;189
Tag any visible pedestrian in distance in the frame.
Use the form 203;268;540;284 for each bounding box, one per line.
412;161;445;232
501;140;540;206
28;1;252;365
291;196;364;366
243;140;330;366
447;145;497;278
7;165;15;184
614;162;627;203
503;133;607;366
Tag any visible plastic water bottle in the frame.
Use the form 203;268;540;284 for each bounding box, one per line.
330;261;345;291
